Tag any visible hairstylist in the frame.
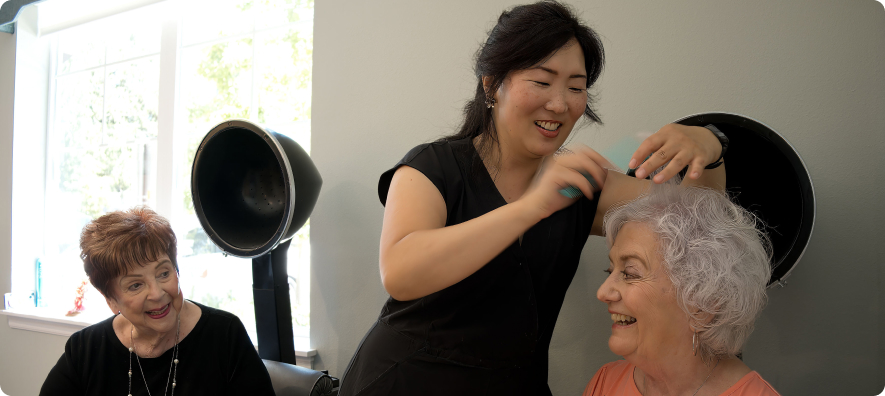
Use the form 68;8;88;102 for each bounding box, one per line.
339;2;728;395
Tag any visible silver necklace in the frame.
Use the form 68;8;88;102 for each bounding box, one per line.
128;312;181;396
691;359;720;396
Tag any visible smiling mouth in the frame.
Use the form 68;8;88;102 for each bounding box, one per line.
146;304;170;316
535;121;561;131
611;313;637;325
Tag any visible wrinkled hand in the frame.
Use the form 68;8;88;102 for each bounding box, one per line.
629;124;722;183
520;145;614;219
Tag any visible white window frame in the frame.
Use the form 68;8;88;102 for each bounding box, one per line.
2;0;317;368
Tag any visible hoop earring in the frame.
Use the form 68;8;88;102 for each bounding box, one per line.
692;331;699;356
485;95;496;109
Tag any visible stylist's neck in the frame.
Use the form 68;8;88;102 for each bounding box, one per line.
475;135;545;176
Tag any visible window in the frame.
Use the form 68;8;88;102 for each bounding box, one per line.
10;0;314;347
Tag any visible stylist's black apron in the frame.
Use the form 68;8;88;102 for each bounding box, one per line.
339;138;598;396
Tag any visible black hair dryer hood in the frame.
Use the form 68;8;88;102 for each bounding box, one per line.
191;119;324;369
675;112;815;288
191;119;322;258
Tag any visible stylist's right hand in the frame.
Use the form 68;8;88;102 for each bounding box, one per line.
520;145;613;219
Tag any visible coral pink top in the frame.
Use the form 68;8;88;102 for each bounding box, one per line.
583;360;781;396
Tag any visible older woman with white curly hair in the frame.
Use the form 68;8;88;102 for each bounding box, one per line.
584;183;781;396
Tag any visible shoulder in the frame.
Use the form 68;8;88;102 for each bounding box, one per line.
583;360;635;396
53;314;116;378
186;301;255;351
41;318;115;395
189;300;243;328
393;139;467;170
67;314;116;351
379;139;470;205
722;371;781;396
402;139;458;162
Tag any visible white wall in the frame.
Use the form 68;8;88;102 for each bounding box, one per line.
0;7;71;396
311;1;885;395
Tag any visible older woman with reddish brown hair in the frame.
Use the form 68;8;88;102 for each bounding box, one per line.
39;206;274;396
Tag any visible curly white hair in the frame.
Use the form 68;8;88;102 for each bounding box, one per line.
604;181;773;361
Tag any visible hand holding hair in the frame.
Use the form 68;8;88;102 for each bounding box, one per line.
628;124;724;183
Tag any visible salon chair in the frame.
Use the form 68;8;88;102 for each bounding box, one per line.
263;360;338;396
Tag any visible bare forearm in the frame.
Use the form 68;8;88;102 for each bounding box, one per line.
381;200;543;301
681;161;725;192
592;163;726;236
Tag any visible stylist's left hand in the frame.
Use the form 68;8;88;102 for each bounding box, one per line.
628;124;722;183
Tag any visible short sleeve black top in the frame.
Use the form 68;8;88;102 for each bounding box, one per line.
39;301;275;396
376;138;598;376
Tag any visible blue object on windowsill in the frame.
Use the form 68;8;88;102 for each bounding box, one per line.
35;257;45;308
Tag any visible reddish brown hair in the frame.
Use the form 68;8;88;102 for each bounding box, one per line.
80;206;178;299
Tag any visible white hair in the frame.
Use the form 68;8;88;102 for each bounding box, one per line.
604;181;772;361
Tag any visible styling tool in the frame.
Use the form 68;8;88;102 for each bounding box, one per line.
558;171;600;199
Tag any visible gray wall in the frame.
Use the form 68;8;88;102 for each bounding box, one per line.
311;1;885;395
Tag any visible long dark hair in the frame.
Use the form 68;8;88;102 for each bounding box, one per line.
443;1;605;175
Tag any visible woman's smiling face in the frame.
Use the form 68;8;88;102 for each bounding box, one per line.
489;38;588;158
596;222;693;363
106;254;184;335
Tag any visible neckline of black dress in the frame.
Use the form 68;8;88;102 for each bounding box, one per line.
108;300;208;359
459;137;510;212
458;138;529;254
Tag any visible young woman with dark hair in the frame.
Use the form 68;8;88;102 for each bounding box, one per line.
340;2;727;395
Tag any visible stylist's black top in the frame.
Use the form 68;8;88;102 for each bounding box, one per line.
340;138;599;396
39;301;275;396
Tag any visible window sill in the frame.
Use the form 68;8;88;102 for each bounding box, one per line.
1;309;318;368
0;309;96;337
